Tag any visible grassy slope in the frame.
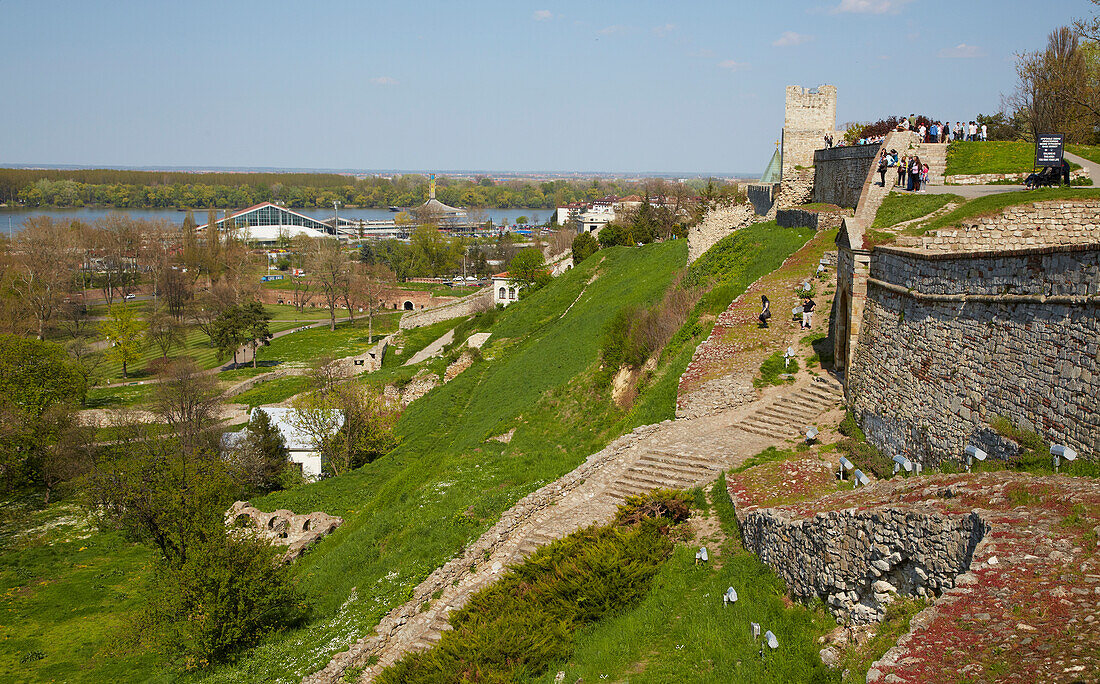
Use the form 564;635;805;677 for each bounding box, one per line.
869;192;963;232
529;477;837;684
946;141;1080;176
201;241;688;682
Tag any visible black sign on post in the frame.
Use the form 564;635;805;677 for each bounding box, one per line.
1036;133;1065;167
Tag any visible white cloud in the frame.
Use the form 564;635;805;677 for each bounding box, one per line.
718;59;749;71
773;31;812;47
938;43;986;59
832;0;912;14
598;24;630;35
369;76;399;86
653;23;676;37
533;9;552;21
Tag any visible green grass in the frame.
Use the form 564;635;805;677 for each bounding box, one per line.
904;188;1100;237
84;382;156;408
377;494;682;683
870;192;963;232
194;241;690;682
946;141;1079;176
837;597;928;683
1065;144;1100;165
0;493;163;682
254;314;398;367
753;350;798;389
529;475;838;683
229;375;312;409
3;230;819;682
384;318;461;367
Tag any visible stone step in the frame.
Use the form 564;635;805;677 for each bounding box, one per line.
634;454;718;478
740;415;799;435
762;401;820;420
648;449;724;471
605;482;652;501
630;462;714;485
736;421;787;438
618;471;697;493
743;412;795;430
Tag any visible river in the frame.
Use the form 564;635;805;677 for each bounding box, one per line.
0;206;552;235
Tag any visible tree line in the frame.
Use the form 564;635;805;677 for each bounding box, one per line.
1;170;688;211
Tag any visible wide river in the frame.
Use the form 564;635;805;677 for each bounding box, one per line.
0;206;552;234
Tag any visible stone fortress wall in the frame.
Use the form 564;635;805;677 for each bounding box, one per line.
847;202;1100;464
399;287;492;330
781;85;837;179
812;144;880;209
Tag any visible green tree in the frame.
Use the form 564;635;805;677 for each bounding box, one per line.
239;300;273;368
572;232;599;263
234;408;290;493
508;248;548;292
101;306;146;378
212;304;247;366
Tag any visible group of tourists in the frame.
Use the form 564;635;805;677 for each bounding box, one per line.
877;149;929;192
900;118;987;144
757;295;816;329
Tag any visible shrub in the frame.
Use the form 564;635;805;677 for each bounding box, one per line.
754;350;798;388
146;528;310;669
614;489;693;527
571;232;598;263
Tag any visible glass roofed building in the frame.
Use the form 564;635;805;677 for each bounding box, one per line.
198;202;336;243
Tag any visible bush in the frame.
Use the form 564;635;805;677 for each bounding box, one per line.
614;489;693;527
571;232;598;263
377;493;684;683
754;351;798;388
146;529;310;669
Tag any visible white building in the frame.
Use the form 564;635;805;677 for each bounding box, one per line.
230;406;345;480
492;272;522;306
578;197;617;235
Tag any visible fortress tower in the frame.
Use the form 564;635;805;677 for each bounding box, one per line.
781;85;837;180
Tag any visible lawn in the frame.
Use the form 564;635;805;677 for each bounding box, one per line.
1066;143;1100;165
254;312;399;366
529;477;838;683
84;382;156;409
946;141;1081;176
229;375;312;408
870;192;963;232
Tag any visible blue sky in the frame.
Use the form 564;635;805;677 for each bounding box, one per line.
0;0;1087;174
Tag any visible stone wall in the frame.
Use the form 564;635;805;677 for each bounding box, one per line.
736;503;987;624
782;85;837;179
776;208;846;232
849;243;1100;464
746;183;780;216
946;169;1089;185
777;166;815;209
687;202;761;263
399;287;492;330
812;144;880;208
899;200;1100;253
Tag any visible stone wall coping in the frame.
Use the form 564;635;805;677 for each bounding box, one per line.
813;143;880;163
874;240;1100;261
866;276;1100;305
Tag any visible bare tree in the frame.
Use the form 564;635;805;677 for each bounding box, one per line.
152;358;221;452
1010;27;1095;142
308;238;350;331
67;336;105;404
146;310;187;360
94;213;140;305
10;217;79;339
360;263;395;343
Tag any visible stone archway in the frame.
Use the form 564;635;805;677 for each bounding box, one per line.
836;290;850;372
403;300;414;310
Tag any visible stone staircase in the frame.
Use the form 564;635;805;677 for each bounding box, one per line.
915;141;948;185
606;449;723;501
737;376;845;439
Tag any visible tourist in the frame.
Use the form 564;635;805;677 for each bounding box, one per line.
801;297;816;329
956;122;964;142
918;122;927;143
908;156;923;192
877;151;889;187
1062;158;1072;185
921;163;930;191
897;154;907;188
759;295;771;328
969;121;978;141
981;123;988;141
929;122;938;144
941;121;949;143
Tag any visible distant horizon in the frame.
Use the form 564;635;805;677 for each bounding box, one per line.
0;162;761;181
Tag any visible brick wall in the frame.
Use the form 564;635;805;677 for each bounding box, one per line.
398;288;492;330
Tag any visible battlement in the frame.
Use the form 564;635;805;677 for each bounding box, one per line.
781;84;838;181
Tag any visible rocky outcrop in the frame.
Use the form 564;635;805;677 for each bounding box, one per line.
227;501;344;562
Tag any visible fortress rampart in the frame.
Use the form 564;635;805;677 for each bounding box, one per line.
848;237;1100;464
812;144;879;208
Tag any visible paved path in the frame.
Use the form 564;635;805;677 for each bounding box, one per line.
403;328;454;366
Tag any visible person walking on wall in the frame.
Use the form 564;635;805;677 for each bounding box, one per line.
758;295;771;328
801;297;816;329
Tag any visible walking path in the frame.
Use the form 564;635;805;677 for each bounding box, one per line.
403;328;454;366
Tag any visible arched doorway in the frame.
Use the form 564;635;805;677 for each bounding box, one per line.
403;301;414;310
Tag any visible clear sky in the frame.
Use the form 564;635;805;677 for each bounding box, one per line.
0;0;1087;175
